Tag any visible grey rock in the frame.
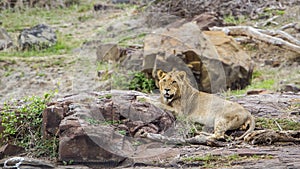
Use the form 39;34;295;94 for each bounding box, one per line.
18;24;57;50
0;28;13;50
231;93;300;118
143;22;253;93
280;84;300;93
145;12;180;28
96;43;120;63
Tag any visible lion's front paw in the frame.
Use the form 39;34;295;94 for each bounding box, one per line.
208;134;226;141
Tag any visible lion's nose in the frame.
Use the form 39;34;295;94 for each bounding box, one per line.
164;89;170;95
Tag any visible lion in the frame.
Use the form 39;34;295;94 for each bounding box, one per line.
156;70;255;140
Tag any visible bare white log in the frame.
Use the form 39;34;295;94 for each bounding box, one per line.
279;22;297;30
210;26;300;54
142;133;227;147
257;29;300;46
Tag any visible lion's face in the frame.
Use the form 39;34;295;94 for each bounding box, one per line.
157;70;181;104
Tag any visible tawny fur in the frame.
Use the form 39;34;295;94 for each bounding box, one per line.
157;70;255;140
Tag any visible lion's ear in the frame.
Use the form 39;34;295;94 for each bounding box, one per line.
157;70;166;80
177;71;186;81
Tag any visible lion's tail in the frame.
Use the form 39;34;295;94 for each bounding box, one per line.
236;115;255;140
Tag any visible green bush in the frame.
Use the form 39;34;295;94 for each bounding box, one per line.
129;72;156;93
111;71;156;93
0;91;58;158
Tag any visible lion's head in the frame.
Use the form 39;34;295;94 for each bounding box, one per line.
157;70;187;104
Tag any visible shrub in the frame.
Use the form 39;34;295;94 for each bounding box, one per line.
0;91;58;158
129;72;156;93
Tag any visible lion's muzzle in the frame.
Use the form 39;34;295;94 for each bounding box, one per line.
163;89;174;102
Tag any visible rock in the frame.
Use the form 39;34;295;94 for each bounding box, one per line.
42;103;68;138
192;13;223;31
145;12;180;28
59;120;126;165
280;84;300;93
231;93;300;118
0;157;54;169
120;47;144;71
0;28;13;50
143;22;253;93
264;59;281;67
203;30;253;90
0;144;25;159
43;91;176;166
18;24;57;50
246;89;270;95
112;0;130;4
96;43;120;63
94;3;119;11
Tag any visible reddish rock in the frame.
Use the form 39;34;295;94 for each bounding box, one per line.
59;118;126;164
0;144;24;159
42;91;176;165
42;105;67;138
246;89;270;95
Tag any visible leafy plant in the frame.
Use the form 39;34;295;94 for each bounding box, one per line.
223;15;246;25
118;130;127;136
98;94;112;99
129;72;156;93
0;91;57;158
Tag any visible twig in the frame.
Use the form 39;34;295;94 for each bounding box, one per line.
279;23;297;30
259;16;279;27
273;119;283;131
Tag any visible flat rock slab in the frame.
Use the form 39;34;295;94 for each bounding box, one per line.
230;93;300;119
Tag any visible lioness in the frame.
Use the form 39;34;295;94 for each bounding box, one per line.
157;70;255;140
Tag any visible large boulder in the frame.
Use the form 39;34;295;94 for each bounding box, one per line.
143;22;253;93
18;24;57;50
0;28;13;50
43;90;176;166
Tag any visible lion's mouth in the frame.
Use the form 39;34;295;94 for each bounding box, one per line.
164;94;174;100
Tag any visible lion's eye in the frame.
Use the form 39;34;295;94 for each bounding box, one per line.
163;79;166;82
172;80;176;84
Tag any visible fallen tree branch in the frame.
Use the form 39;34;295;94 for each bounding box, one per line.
244;130;300;145
210;26;300;54
142;133;228;147
279;22;297;30
258;15;279;27
257;29;300;46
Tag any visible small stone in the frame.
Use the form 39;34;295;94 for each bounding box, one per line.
0;28;13;50
246;89;269;95
280;84;300;93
